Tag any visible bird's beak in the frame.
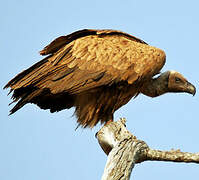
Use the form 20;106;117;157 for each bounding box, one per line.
186;82;196;96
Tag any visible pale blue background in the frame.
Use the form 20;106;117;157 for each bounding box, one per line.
1;0;199;179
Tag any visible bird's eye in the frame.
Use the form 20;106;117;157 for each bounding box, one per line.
175;77;181;83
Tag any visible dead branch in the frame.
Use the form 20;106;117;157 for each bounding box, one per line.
96;118;199;180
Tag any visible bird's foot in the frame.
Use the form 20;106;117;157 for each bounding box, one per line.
104;119;113;126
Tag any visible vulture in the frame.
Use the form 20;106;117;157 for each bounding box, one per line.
4;29;196;128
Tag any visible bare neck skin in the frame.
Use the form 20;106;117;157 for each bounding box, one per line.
140;71;170;97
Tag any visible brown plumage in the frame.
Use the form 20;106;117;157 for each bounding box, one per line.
4;29;196;128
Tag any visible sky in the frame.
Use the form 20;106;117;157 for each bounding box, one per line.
1;0;199;179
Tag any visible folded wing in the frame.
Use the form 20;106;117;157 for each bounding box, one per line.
4;29;166;117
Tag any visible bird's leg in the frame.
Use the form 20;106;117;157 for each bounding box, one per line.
104;114;114;126
95;118;113;139
104;119;113;126
95;114;113;138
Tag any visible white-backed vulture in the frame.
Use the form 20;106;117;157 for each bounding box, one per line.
4;29;196;128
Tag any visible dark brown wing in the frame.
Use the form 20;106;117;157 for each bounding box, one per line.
4;29;166;117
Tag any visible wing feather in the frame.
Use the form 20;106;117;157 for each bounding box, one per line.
41;33;166;94
8;31;166;94
5;29;166;115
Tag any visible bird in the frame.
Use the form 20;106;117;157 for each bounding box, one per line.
4;29;196;128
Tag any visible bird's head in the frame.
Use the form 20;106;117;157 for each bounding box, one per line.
167;70;196;96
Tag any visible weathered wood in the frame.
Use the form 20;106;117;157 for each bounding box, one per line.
96;118;148;180
96;118;199;180
146;149;199;163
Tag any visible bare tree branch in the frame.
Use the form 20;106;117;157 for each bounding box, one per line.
96;118;199;180
146;149;199;163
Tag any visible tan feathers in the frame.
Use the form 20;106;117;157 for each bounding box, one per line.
4;29;167;128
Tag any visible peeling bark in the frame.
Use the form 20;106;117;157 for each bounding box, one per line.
96;118;199;180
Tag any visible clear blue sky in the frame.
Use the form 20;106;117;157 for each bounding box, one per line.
1;0;199;179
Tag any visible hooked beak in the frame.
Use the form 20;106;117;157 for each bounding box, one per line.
186;82;196;96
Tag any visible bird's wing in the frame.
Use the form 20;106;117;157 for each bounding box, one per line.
5;29;166;95
39;29;148;55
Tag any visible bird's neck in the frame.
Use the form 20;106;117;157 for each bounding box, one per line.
140;71;170;97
